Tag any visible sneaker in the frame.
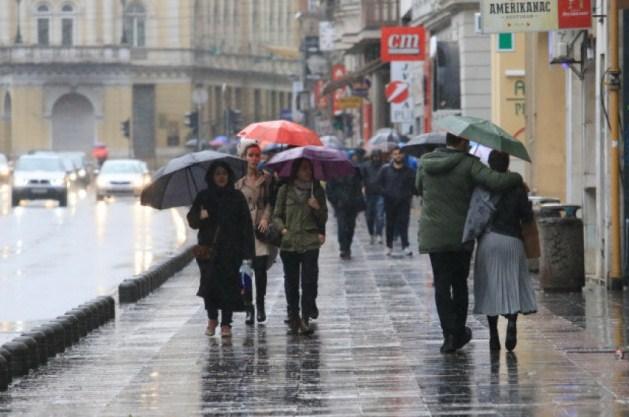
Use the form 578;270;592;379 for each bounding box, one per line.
454;326;473;350
298;318;314;335
403;247;413;257
205;319;218;336
220;325;232;337
377;236;383;244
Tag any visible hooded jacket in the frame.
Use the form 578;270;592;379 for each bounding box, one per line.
416;148;522;253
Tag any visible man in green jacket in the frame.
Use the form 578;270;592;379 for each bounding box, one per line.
416;133;523;353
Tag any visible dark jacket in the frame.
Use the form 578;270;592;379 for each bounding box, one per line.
359;160;383;195
416;148;523;253
325;168;365;213
187;187;255;310
272;181;328;253
490;184;533;238
376;162;416;202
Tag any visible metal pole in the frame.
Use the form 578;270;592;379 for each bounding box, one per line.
608;0;622;287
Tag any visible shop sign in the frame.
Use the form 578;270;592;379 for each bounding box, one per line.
337;96;363;109
481;0;592;33
381;26;426;62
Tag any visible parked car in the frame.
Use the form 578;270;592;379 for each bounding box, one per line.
0;153;10;183
95;159;150;200
11;154;70;207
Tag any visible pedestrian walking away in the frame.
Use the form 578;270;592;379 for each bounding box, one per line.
468;150;537;352
416;133;523;354
273;158;328;335
235;141;276;324
187;161;255;338
326;166;365;260
377;147;416;256
360;150;385;244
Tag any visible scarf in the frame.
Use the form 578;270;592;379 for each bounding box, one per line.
293;179;312;203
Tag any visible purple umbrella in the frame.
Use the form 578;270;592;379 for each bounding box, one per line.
265;146;355;180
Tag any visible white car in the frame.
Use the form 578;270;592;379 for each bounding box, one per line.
95;159;150;200
11;154;70;207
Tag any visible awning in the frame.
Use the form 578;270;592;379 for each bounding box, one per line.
321;59;386;95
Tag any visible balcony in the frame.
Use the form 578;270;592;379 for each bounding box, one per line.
361;0;399;30
0;46;131;65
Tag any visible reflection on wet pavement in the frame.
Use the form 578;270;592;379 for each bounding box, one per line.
2;210;629;416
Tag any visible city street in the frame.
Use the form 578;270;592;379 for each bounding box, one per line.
2;212;629;416
0;183;189;345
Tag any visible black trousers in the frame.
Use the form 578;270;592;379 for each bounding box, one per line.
429;251;472;339
204;298;233;326
280;249;319;319
252;255;268;305
336;208;358;253
384;198;411;248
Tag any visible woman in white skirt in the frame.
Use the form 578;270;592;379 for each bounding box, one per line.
473;151;537;352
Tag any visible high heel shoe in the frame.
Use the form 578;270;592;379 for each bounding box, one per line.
256;301;266;322
505;318;517;351
488;316;501;351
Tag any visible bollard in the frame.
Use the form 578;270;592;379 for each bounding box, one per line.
52;318;75;348
12;336;39;371
21;331;48;366
90;299;108;326
46;322;67;354
65;309;89;337
0;353;8;391
79;303;100;331
30;326;57;358
119;279;140;303
95;296;115;320
0;348;12;385
56;315;80;344
2;341;28;377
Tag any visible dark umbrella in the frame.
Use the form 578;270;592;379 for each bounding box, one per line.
401;132;447;157
140;150;246;209
265;146;354;181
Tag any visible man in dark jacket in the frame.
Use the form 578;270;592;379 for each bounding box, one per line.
326;168;365;260
416;133;523;354
360;150;385;244
377;146;416;256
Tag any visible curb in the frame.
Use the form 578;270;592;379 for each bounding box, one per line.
118;246;194;304
0;246;193;392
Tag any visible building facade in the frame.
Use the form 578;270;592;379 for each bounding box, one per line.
0;0;300;165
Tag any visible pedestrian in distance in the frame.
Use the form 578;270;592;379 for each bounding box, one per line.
187;160;255;338
235;141;275;324
377;146;417;256
360;150;385;245
273;158;328;335
326;166;365;260
416;133;523;354
467;150;537;352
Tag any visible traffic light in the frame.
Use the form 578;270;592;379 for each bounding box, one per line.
184;111;199;135
121;119;130;138
228;109;243;135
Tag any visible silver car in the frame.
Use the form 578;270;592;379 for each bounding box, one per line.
95;159;150;200
12;154;70;207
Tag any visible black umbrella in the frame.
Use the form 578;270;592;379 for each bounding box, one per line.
400;132;447;157
140;150;246;209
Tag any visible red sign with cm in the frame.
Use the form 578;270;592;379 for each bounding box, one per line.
381;26;426;62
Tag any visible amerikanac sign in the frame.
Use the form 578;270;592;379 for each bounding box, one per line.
481;0;592;33
380;27;426;62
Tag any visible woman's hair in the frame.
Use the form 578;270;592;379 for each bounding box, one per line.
446;133;466;147
241;142;261;158
204;160;235;187
488;150;509;173
289;158;313;180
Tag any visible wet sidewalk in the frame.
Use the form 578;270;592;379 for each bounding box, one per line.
3;213;629;416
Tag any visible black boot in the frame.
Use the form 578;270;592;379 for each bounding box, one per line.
505;314;517;351
245;305;255;325
257;300;266;322
488;315;501;351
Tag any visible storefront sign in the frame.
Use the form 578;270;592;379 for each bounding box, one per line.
390;62;414;124
337;96;363;110
381;27;426;62
481;0;591;33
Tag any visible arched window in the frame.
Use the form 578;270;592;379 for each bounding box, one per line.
60;4;75;47
124;2;146;47
35;3;51;46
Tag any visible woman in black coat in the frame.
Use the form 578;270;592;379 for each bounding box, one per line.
187;161;255;337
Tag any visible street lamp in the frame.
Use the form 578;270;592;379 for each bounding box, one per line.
14;0;22;44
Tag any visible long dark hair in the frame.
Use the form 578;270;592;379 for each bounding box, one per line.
204;160;236;191
289;158;313;181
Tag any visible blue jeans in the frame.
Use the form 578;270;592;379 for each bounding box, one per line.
365;194;384;236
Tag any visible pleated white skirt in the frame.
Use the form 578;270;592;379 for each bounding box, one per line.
473;231;537;316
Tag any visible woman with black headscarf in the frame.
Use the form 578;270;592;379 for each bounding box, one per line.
187;160;255;337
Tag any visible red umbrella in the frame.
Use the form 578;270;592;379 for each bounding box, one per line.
237;120;322;148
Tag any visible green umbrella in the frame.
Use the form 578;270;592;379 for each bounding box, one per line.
436;115;531;162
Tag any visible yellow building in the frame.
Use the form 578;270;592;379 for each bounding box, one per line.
0;0;300;166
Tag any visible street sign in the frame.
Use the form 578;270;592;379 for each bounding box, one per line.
319;21;335;51
385;81;410;104
381;26;426;62
337;96;362;109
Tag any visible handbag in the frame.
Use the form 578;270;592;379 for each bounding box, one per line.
521;219;541;259
255;223;283;247
193;226;220;261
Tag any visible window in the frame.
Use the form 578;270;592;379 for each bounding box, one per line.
61;4;74;46
432;41;461;111
36;4;50;45
124;2;146;47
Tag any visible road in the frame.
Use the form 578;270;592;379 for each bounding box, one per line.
0;183;190;343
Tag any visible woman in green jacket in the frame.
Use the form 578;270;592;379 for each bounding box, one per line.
273;158;327;335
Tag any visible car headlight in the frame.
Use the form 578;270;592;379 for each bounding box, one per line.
96;177;108;188
78;169;86;177
132;177;144;188
69;173;77;181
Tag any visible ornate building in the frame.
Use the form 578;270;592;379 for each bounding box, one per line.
0;0;300;164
